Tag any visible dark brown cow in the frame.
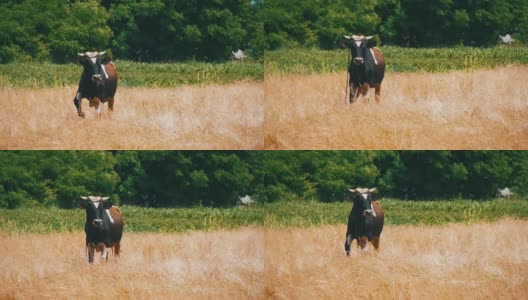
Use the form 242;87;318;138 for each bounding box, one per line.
341;35;385;103
80;196;124;263
344;188;384;256
73;51;118;117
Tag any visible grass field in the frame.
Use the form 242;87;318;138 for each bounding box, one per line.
0;60;263;88
0;83;263;149
265;219;528;299
264;65;528;149
0;228;264;299
2;200;527;299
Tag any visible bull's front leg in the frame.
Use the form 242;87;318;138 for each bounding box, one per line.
74;92;85;118
349;82;358;104
344;234;352;256
101;245;109;261
87;243;95;264
361;83;370;100
374;83;381;103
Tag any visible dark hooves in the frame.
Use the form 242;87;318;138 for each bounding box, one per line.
78;112;86;118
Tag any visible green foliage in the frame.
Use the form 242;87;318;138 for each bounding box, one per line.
0;0;263;63
264;0;528;49
1;151;527;210
0;0;112;63
0;205;264;234
265;46;528;76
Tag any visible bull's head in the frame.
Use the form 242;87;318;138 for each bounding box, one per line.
77;51;107;84
343;35;374;65
80;196;112;230
348;187;377;217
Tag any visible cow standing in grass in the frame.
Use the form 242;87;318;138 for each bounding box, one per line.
344;188;384;256
80;196;123;263
74;51;118;118
341;35;385;103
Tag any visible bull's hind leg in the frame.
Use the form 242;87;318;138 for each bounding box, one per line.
107;97;114;112
374;83;381;103
371;236;380;250
359;236;369;252
114;242;120;256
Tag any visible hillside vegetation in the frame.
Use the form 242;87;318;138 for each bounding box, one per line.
0;60;263;88
265;46;528;76
1;199;527;234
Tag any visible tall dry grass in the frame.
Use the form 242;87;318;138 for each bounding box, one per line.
264;65;528;149
264;219;528;299
0;227;264;299
0;82;263;149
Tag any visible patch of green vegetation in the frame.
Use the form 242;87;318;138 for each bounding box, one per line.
265;46;528;76
0;60;263;88
2;199;526;233
264;198;528;228
0;205;264;234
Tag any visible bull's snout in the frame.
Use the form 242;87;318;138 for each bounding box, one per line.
354;57;364;64
91;74;102;81
363;209;374;216
92;219;102;228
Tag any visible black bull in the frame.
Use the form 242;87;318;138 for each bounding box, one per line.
73;51;118;118
80;196;123;263
344;188;384;256
341;35;385;103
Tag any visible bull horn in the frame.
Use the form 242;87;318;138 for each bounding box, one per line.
366;36;374;40
80;196;88;200
101;197;110;201
77;53;85;57
98;51;107;57
369;188;377;192
348;188;358;193
344;35;352;39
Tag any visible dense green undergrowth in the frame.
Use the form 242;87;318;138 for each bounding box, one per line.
0;60;263;88
265;46;528;76
1;198;526;233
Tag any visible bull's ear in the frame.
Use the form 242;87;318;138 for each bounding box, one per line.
102;201;113;209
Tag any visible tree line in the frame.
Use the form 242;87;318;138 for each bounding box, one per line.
3;0;527;64
264;0;528;49
0;0;263;63
0;151;526;209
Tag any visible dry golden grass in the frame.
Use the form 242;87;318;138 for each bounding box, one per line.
264;65;528;149
0;82;263;149
264;219;528;299
0;227;264;299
